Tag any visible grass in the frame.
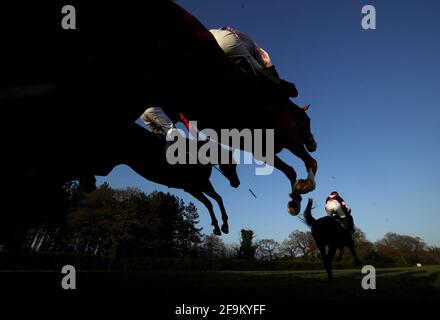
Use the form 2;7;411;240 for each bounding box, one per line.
1;265;439;302
1;266;438;317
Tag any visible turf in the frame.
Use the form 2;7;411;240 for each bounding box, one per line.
1;265;439;302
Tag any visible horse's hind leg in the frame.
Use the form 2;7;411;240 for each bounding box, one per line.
274;155;297;195
274;155;302;214
286;144;317;194
320;245;336;279
336;247;345;262
187;189;221;236
202;182;229;234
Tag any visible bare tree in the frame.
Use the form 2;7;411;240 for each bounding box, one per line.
427;247;440;264
200;234;227;258
375;233;427;265
256;239;280;261
279;230;318;260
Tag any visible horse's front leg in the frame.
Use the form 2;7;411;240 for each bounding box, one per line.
203;182;230;234
287;144;318;194
274;155;302;215
274;155;297;194
336;247;345;262
188;189;221;236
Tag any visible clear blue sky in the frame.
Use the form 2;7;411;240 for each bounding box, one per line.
98;0;440;246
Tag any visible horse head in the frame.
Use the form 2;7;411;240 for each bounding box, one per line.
219;162;240;188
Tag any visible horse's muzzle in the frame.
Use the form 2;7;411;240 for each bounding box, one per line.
230;180;240;188
306;137;317;153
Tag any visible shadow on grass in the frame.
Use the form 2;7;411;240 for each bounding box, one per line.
1;266;438;303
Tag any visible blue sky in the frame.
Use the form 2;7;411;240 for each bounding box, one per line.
98;0;440;246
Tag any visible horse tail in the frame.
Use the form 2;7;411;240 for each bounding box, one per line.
303;198;316;227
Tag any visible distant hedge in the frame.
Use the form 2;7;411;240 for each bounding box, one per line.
0;251;393;271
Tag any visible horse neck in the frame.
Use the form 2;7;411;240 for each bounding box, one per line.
218;162;236;179
303;199;316;227
194;108;274;132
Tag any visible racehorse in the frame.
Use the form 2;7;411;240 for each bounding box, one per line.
154;7;319;212
178;98;318;215
273;102;318;214
303;199;360;279
91;123;240;236
0;0;314;242
0;0;250;236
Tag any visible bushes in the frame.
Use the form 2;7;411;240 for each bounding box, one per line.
0;251;110;270
0;251;327;272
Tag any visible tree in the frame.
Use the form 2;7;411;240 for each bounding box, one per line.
426;247;440;264
351;228;375;262
256;239;280;261
175;202;203;256
66;184;133;256
375;233;428;265
200;234;227;258
237;229;257;259
66;187;203;258
1;174;82;251
279;230;318;260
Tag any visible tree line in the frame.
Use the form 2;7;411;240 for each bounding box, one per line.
18;183;203;258
1;185;439;270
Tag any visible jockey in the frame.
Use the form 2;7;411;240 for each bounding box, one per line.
209;26;298;98
325;191;355;233
140;107;176;138
325;191;350;218
143;27;300;136
140;107;194;140
140;107;234;167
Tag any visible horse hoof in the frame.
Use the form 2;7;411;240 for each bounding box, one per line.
221;224;229;234
289;192;302;200
213;228;221;236
294;179;316;194
288;200;301;216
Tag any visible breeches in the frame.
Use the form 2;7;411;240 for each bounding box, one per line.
325;201;346;218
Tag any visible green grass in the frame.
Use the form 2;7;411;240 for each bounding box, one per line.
99;266;440;301
1;265;439;302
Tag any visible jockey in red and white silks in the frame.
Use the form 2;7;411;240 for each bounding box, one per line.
325;191;350;218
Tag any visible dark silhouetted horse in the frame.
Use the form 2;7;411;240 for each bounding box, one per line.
0;1;253;240
0;0;314;241
180;99;318;215
303;199;360;279
92;123;240;236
